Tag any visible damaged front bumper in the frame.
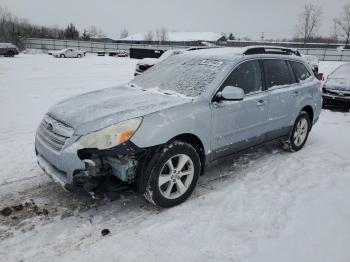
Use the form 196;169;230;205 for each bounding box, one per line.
35;129;147;192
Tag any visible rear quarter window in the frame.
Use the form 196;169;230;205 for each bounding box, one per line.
290;61;312;82
263;59;293;88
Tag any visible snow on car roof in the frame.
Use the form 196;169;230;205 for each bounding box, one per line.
185;47;246;60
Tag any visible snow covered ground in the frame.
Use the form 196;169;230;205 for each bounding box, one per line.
0;54;349;262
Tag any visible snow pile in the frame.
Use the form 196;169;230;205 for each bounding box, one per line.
121;31;223;42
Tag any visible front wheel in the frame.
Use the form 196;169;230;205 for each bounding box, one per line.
60;54;65;58
287;111;311;152
77;54;82;58
144;141;201;208
6;51;14;57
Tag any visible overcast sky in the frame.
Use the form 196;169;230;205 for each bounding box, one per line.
0;0;349;40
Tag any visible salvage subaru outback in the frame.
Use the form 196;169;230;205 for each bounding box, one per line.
35;46;322;207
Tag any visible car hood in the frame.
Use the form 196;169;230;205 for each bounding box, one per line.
325;78;350;92
48;84;193;135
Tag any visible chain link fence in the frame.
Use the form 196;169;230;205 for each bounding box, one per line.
23;38;189;54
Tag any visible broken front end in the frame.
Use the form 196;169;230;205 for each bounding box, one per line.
35;115;150;195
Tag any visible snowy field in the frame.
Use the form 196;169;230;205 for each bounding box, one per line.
0;54;350;262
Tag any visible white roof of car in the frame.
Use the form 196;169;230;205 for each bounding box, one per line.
0;43;16;48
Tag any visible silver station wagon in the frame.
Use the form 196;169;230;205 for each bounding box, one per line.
35;46;322;207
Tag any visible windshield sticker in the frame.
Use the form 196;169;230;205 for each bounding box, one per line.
200;59;223;67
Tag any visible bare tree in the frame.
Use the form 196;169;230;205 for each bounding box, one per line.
296;4;322;44
144;30;154;41
82;29;90;40
334;3;350;48
155;27;168;43
64;23;79;40
120;28;129;39
331;19;339;43
87;25;105;38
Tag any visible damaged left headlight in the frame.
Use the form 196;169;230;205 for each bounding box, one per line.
77;117;142;150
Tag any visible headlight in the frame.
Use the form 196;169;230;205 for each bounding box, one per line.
77;117;142;150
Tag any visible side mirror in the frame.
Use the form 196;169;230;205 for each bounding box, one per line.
219;86;244;101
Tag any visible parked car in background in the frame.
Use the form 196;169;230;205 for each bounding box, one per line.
134;47;217;76
323;63;350;108
35;46;321;208
116;50;128;57
52;48;86;58
302;55;319;74
134;49;184;76
0;43;19;57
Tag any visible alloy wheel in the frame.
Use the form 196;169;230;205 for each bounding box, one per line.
158;154;194;200
293;118;308;146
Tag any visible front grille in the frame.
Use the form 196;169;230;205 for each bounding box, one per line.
37;115;73;152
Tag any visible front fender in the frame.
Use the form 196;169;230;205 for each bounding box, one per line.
130;101;211;155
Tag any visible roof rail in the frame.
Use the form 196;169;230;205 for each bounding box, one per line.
243;46;301;56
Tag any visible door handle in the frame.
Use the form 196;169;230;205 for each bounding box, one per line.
256;100;266;107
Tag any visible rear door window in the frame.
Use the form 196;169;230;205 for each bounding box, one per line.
290;61;312;82
221;60;263;94
263;60;293;88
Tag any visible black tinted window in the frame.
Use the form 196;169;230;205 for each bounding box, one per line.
222;60;262;94
263;60;292;88
290;61;311;82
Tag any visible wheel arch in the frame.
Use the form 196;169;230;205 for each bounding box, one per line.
301;105;314;128
134;133;206;194
169;133;206;174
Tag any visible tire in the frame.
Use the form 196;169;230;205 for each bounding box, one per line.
77;54;82;58
287;111;311;152
143;141;201;208
60;54;65;58
6;51;14;57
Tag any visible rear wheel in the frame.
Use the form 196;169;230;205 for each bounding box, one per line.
6;51;14;57
144;141;201;208
287;111;311;152
77;54;82;58
60;54;65;58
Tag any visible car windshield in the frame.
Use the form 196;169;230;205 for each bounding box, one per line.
331;63;350;79
131;55;228;97
326;78;350;91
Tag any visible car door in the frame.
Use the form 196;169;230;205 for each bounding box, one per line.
262;59;299;139
210;59;269;160
65;49;73;57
